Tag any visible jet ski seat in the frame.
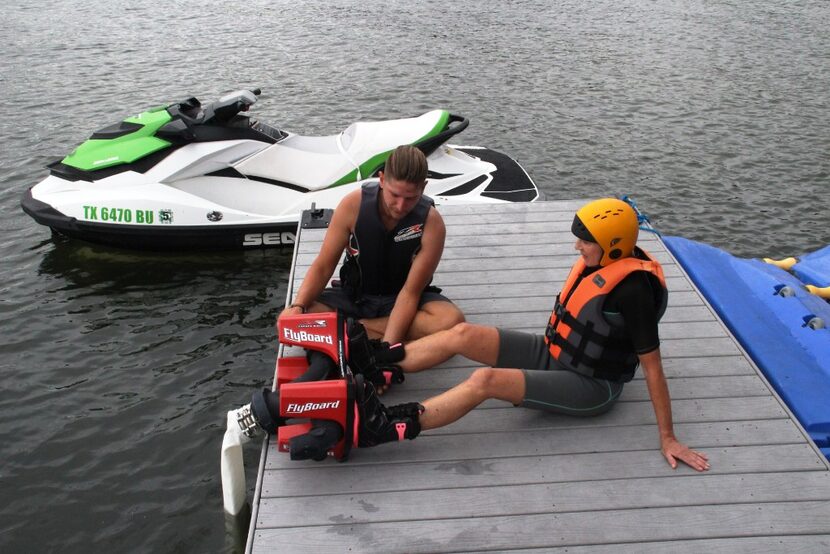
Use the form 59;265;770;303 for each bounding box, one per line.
235;110;450;191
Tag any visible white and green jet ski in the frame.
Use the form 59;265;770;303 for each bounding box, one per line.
22;88;539;250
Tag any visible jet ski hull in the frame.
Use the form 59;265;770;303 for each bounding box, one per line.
22;188;301;250
23;145;539;251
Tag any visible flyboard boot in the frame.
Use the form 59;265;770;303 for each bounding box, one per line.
344;318;406;387
353;374;423;447
233;311;421;461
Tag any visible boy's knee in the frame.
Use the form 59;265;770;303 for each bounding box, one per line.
466;367;499;395
449;321;478;343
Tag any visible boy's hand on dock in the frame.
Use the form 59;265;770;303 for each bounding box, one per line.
661;437;710;472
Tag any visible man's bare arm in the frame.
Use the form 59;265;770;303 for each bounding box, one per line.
280;191;359;316
383;208;446;343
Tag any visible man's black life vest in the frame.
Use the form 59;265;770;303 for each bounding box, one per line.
340;182;433;299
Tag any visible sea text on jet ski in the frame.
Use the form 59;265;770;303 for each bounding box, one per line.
282;328;334;345
242;232;296;246
285;401;341;415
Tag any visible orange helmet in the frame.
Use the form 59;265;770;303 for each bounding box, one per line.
571;198;639;266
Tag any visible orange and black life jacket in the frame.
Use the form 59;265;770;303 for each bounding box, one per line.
544;249;667;382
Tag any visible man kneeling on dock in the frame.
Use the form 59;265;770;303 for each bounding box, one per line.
355;197;710;471
279;144;463;346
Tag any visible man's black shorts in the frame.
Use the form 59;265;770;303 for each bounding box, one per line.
317;287;453;319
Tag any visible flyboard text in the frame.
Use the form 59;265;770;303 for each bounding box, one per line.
282;328;334;345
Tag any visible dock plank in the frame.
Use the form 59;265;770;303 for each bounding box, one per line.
260;443;827;498
264;418;806;469
506;537;830;554
380;353;757;377
257;471;830;528
381;375;774;401
253;501;830;553
397;396;789;434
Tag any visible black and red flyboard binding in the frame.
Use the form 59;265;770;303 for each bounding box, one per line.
242;311;419;462
274;311;357;461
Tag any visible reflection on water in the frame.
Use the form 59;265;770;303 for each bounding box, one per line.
225;503;252;553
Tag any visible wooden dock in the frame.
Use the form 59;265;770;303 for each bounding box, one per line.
247;201;830;553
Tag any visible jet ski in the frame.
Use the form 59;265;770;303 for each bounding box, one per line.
21;88;539;251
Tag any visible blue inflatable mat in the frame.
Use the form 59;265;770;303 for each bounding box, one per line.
793;244;830;287
663;236;830;456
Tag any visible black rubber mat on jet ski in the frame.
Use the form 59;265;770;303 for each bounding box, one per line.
455;147;538;202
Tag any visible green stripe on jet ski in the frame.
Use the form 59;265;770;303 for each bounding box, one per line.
62;109;173;171
329;110;451;187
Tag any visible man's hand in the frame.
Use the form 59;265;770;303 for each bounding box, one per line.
661;436;710;471
275;305;305;333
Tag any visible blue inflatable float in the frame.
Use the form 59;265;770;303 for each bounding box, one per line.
793;245;830;292
663;236;830;460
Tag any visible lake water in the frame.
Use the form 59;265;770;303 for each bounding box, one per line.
1;0;828;552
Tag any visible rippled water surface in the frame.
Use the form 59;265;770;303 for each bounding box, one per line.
1;0;828;552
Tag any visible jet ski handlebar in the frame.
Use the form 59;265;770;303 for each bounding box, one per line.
208;88;261;124
168;88;262;126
